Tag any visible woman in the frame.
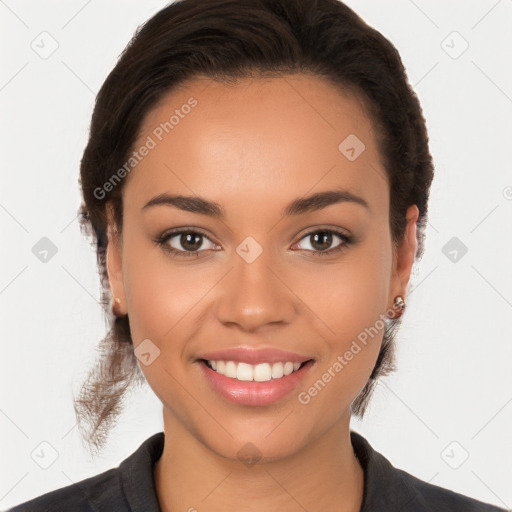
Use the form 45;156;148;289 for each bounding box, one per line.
7;0;507;510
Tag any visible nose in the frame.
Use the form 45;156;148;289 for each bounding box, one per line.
215;246;296;332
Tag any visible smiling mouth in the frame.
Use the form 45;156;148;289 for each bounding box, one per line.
200;359;313;382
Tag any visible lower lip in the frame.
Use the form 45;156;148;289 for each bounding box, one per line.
198;360;314;406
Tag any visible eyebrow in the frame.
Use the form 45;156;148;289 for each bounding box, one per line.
142;188;369;218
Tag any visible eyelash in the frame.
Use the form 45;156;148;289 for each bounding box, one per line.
155;228;353;259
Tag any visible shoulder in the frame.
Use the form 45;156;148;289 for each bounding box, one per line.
392;464;507;512
6;432;165;512
350;431;507;512
5;466;126;512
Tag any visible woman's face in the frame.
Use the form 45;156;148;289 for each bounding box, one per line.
107;74;418;461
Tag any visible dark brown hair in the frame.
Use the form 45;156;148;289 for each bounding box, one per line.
75;0;434;455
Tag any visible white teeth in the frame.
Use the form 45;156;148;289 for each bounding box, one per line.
271;362;284;379
207;360;304;381
283;362;294;376
237;362;254;381
253;363;272;382
225;361;237;378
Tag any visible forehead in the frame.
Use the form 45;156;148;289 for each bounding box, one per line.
124;74;387;214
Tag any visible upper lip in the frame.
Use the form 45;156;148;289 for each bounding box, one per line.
197;347;313;365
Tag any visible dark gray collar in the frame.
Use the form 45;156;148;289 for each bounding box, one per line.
119;430;504;512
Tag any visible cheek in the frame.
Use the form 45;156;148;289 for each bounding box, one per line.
121;235;217;352
295;233;393;398
120;239;211;408
296;232;392;338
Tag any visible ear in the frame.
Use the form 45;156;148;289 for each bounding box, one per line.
388;204;419;309
105;201;127;316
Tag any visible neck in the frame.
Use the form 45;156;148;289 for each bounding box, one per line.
154;408;365;512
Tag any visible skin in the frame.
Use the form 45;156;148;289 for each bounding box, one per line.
106;74;418;512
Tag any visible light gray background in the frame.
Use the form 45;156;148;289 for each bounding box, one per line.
1;0;511;509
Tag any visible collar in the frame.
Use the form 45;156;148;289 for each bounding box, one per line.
118;430;460;512
350;431;429;511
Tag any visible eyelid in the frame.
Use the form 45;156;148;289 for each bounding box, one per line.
295;225;352;241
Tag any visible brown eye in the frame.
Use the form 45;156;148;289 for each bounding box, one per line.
295;229;351;256
174;232;204;252
157;229;218;257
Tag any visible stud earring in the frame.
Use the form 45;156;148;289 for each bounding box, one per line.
388;295;406;319
111;295;122;317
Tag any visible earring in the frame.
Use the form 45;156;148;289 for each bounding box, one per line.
389;295;406;319
111;295;122;317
